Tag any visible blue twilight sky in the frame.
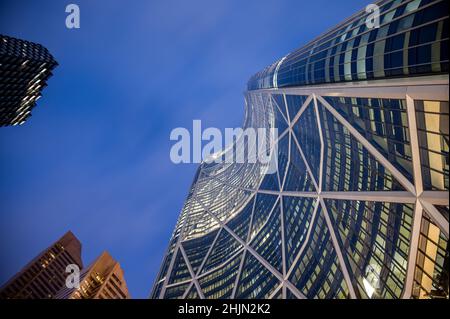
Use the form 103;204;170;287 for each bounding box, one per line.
0;0;370;298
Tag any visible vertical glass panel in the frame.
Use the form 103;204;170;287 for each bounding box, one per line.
323;96;413;184
226;196;255;241
182;229;218;274
412;212;449;299
325;199;414;299
283;132;316;192
150;280;164;299
415;100;449;190
277;133;290;186
404;0;421;14
288;208;350;299
272;94;288;121
249;195;279;242
373;40;387;78
293;100;322;183
271;95;289;134
283;196;317;269
317;101;406;191
344;40;354;81
185;284;200;299
201;229;243;274
285;95;308;122
236;253;280;298
154;237;178;284
199;253;242;299
259;169;280;192
168;249;191;284
164;282;190;299
357;44;368;80
250;202;283;273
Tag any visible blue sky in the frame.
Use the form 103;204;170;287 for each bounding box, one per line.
0;0;370;298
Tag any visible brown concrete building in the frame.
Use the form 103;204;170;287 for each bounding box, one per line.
55;251;130;299
0;231;83;299
0;232;130;300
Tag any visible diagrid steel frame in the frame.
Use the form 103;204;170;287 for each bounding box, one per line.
153;76;448;299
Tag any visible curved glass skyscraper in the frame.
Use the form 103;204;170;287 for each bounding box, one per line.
152;0;449;299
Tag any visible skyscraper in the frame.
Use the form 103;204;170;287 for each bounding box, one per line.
152;0;449;299
0;232;130;300
0;231;83;299
0;34;57;127
55;251;130;299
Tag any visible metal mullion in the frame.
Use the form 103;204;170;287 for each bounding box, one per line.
402;200;423;299
158;179;202;298
194;195;307;299
420;200;449;238
179;245;205;299
313;94;325;194
268;283;283;299
285;198;320;279
319;197;357;298
280;196;287;279
197;247;244;279
287;94;314;128
230;249;247;299
194;227;223;277
291;132;320;191
317;94;416;195
320;191;416;203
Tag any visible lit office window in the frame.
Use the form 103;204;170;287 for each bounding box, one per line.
415;100;449;190
412;213;449;299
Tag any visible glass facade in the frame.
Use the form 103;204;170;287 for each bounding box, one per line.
248;0;448;90
151;0;448;299
415;100;449;190
412;212;448;298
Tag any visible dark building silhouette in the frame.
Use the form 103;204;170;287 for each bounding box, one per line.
0;34;57;126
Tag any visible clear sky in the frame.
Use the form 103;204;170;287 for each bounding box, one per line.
0;0;370;298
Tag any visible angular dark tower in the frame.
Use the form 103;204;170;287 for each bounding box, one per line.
0;231;83;299
0;34;58;126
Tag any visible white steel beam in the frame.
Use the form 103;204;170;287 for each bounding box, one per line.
402;200;423;299
319;197;357;299
317;95;416;195
179;245;206;299
320;191;416;203
420;191;450;206
420;200;449;238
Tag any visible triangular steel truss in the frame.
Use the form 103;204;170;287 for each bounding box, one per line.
153;78;449;299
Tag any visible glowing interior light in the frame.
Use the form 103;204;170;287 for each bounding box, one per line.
363;277;375;298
